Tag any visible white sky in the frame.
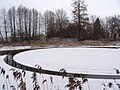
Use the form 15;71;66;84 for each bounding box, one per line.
0;0;120;18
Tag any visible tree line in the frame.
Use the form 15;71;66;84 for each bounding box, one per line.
0;0;120;43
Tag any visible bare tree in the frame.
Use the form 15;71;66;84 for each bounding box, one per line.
38;12;44;39
8;8;13;42
28;10;32;40
0;29;3;42
0;9;8;43
23;7;29;40
55;9;69;38
89;15;97;25
2;8;8;42
106;15;120;40
44;10;49;40
44;10;56;38
32;8;38;39
12;7;16;41
16;5;24;41
0;10;4;42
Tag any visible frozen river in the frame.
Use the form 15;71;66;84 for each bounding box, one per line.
14;48;120;74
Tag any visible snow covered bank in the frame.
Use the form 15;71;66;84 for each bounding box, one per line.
0;46;31;51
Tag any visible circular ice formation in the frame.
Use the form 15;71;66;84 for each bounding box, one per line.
13;48;120;74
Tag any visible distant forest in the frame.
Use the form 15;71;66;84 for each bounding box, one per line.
0;0;120;43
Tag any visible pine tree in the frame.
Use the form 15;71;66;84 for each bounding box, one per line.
93;18;102;40
72;0;88;40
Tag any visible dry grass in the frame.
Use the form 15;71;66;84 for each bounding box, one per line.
30;40;112;47
0;39;120;48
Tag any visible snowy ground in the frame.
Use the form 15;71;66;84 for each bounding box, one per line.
1;47;120;90
0;46;31;51
0;55;69;90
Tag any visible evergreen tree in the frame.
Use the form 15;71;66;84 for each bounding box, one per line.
93;18;102;40
72;0;88;40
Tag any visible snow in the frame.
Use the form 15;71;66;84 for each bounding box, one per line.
0;55;18;90
1;47;120;90
14;48;120;75
0;55;68;90
0;46;31;51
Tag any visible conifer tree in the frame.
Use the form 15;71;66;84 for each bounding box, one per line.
93;18;102;40
72;0;88;40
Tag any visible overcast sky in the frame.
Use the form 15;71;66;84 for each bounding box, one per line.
0;0;120;18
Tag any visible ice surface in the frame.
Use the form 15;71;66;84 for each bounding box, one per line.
14;48;120;74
